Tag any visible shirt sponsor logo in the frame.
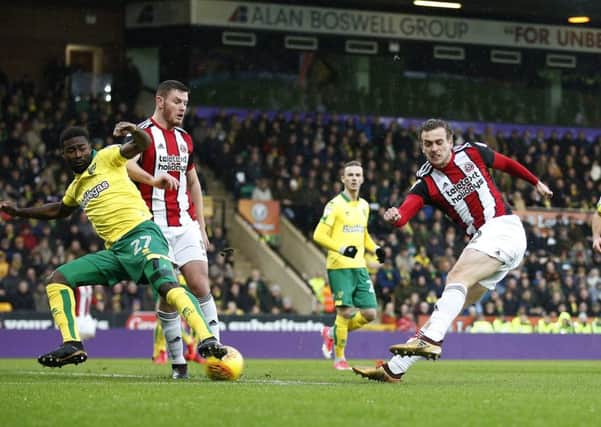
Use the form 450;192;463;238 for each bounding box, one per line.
157;154;188;172
81;180;109;208
342;224;364;233
445;170;485;204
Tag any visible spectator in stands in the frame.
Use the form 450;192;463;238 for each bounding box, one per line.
469;313;494;333
267;284;284;314
251;178;273;201
536;312;554;333
245;269;267;298
244;281;261;314
492;316;512;333
207;226;229;261
10;279;35;311
281;296;296;314
375;258;400;302
380;301;397;326
555;312;575;334
1;261;21;297
574;312;592;334
510;310;534;333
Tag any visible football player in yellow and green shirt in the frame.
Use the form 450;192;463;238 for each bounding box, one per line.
313;160;385;370
0;124;226;375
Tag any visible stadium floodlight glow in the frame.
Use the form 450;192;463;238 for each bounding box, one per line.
567;16;590;24
104;84;112;93
413;1;462;9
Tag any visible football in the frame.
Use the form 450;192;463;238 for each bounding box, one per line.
204;345;244;381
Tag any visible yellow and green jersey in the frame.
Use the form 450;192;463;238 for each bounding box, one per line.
62;145;152;247
313;192;377;269
597;196;601;214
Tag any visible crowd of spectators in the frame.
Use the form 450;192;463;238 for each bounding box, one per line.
188;46;601;127
189;108;601;330
0;74;281;317
3;70;601;330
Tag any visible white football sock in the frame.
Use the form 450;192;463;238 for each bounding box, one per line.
198;294;220;342
421;282;467;342
388;355;422;375
158;310;186;364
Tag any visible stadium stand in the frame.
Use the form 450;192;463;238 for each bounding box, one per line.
0;75;281;316
187;108;601;331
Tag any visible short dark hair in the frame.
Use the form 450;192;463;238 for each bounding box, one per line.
59;126;90;146
156;80;189;97
419;118;453;140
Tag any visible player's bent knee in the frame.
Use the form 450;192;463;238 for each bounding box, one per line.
185;279;210;297
157;283;179;298
362;309;377;322
145;257;179;294
46;270;71;287
337;307;354;318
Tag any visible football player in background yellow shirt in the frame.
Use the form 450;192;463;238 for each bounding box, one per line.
313;160;385;370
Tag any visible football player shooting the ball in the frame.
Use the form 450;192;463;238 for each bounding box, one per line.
353;118;552;383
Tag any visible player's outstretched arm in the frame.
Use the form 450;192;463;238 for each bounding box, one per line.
114;122;152;159
384;194;424;228
491;152;553;200
0;200;76;220
126;158;179;190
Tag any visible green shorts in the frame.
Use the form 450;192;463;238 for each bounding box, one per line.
58;221;178;292
327;268;377;309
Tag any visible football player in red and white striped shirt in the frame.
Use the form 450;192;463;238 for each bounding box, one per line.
126;80;219;379
353;118;553;383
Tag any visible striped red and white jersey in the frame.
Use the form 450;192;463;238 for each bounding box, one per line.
75;286;93;317
137;118;196;227
410;142;511;235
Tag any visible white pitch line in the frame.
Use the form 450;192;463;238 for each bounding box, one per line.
13;370;342;386
19;370;156;379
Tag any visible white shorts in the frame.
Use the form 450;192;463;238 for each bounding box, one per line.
465;214;527;290
77;315;97;340
161;221;208;267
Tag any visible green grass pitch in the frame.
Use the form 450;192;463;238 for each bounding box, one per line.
1;358;599;427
